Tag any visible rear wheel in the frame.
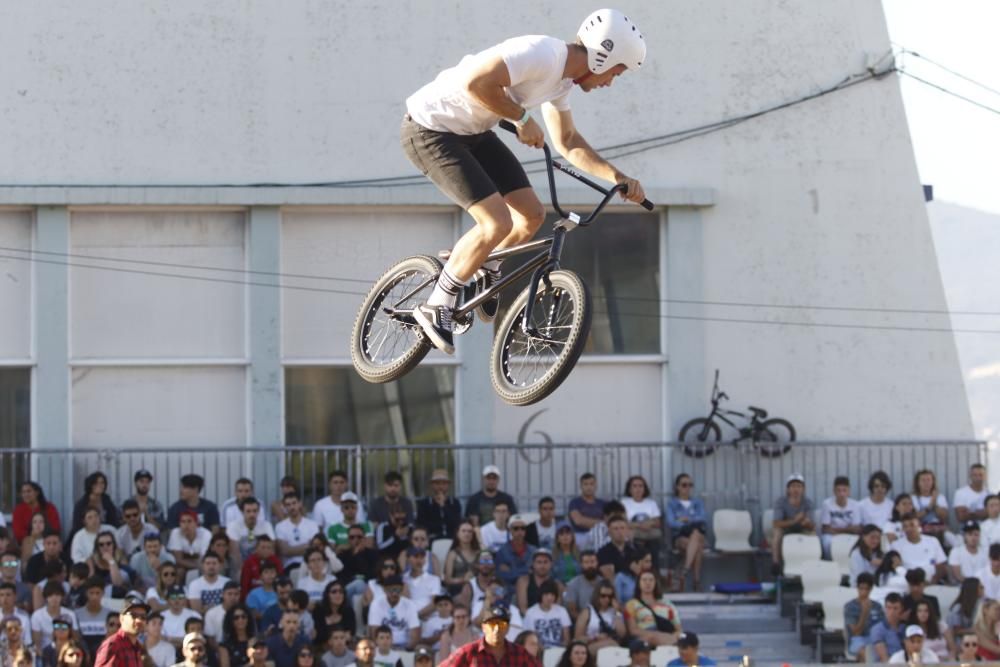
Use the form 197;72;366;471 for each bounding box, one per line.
490;270;591;406
350;255;439;384
678;418;722;458
754;418;796;458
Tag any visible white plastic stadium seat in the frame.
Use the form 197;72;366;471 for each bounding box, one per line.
431;538;452;569
651;646;679;664
782;533;822;576
713;509;753;552
596;646;630;667
799;560;842;603
925;585;960;613
543;647;565;667
398;651;414;667
830;534;856;578
819;586;856;632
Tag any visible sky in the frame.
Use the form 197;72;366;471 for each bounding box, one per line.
882;0;1000;214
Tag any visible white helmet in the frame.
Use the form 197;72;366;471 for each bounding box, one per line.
577;9;646;75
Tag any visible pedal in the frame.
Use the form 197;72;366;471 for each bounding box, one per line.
383;308;418;326
452;311;474;336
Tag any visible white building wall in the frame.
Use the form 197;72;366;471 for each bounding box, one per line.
0;0;974;445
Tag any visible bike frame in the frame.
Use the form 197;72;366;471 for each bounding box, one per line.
389;120;652;340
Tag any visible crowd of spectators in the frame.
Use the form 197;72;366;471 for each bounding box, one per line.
0;465;713;667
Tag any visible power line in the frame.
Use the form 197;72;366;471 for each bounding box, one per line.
3;245;999;317
896;46;1000;98
899;70;1000;116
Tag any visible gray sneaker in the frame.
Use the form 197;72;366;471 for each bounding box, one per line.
474;268;502;322
413;303;455;355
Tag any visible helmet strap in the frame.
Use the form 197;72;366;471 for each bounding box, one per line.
573;71;594;86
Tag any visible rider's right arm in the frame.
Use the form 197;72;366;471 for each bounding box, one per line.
461;55;523;121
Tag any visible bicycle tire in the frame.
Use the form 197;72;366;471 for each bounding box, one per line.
350;255;439;384
490;270;591;406
754;417;796;458
678;418;722;458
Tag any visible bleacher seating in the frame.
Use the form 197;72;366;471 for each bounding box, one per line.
651;646;680;664
543;646;564;667
713;509;753;552
596;646;629;667
798;560;841;603
431;537;451;570
398;651;414;667
781;534;822;576
829;534;856;580
761;508;774;546
925;584;960;613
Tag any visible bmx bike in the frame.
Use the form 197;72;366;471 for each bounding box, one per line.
350;120;654;406
677;369;796;458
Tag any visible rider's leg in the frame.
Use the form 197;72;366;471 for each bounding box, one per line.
437;193;514;282
495;187;546;252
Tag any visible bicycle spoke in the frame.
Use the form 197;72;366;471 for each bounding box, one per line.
363;270;430;365
501;285;576;388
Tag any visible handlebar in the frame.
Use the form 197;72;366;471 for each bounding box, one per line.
497;120;655;221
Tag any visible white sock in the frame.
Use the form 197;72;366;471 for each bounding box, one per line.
427;266;464;308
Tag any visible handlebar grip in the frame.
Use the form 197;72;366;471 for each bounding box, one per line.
640;198;654;211
498;120;517;134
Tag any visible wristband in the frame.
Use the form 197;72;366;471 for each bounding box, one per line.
514;108;531;128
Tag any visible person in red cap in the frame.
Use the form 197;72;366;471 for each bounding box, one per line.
439;605;541;667
94;598;150;667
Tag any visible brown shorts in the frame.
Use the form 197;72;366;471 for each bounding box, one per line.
400;114;531;210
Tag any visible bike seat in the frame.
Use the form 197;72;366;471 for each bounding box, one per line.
748;406;768;419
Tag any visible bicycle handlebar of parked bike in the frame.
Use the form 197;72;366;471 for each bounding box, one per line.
497;120;655;222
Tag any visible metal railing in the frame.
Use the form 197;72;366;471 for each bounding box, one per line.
0;440;985;544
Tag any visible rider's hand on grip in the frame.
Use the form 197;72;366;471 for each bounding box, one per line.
616;174;647;205
516;117;545;149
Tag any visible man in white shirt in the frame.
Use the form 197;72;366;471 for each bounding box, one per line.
221;478;269;529
116;499;160;557
895;514;946;584
226;496;276;572
980;495;1000;545
403;547;443;619
203;581;241;647
949;520;988;582
186;552;230;614
168;510;213;579
312;470;367;530
820;475;862;559
275;493;320;569
367;575;419;649
978;543;1000;600
402;11;649;354
161;585;201;647
479;501;511;553
954;463;989;524
888;625;940;664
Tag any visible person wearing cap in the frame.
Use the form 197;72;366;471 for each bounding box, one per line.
368;472;416;526
479;501;513;553
413;645;435;667
440;605;541;667
515;549;564;615
495;515;537;589
325;492;374;550
313;471;368;533
770;472;815;574
416;469;463;542
93;598;149;667
666;632;715;666
465;466;518;528
117;498;161;558
171;631;208;667
162;584;202;647
168;510;214;580
367;574;420;649
129;469;165;529
820;476;862;560
625;639;652;667
456;550;501;617
888;624;940;664
221;478;270;530
403;547;445;619
949;519;988;582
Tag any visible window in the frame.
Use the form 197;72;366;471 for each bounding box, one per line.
495;212;661;354
0;368;30;514
285;366;455;498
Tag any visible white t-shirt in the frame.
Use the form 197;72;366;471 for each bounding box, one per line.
147;640;178;667
981;517;1000;545
621;497;661;523
523;603;571;648
406;35;574;135
913;494;949;525
275;516;321;567
859;497;894;527
221;497;269;529
296;572;337;604
204;603;227;641
367;596;420;647
948;544;988;580
161;607;200;641
167;526;213;558
479;522;508;552
70;524;116;563
981;565;1000;600
116;522;159;556
226;519;276;559
535;521;558;550
820;497;862;529
895;535;946;579
186;575;230;609
889;647;939;664
420;614;452;649
29;606;78;648
954;485;989;514
404;571;443;610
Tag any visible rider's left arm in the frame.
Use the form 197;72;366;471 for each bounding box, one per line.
541;105;645;204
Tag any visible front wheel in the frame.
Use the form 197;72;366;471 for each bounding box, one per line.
490;270;591;406
350;255;439;384
753;418;796;458
678;418;722;458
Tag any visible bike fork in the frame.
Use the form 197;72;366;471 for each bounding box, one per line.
519;227;565;338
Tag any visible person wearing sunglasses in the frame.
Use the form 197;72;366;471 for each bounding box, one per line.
665;474;708;592
55;639;87;667
93;598;149;667
117;499;160;558
367;575;420;650
218;602;258;667
440;605;541;667
958;632;980;663
293;646;316;667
